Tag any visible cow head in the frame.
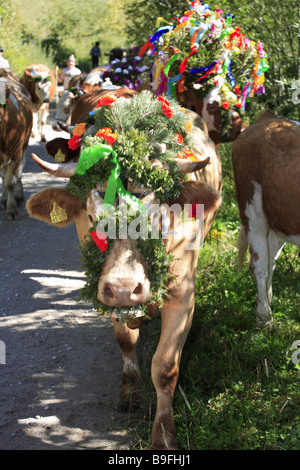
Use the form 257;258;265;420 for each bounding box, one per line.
27;67;52;102
52;89;84;130
177;87;246;145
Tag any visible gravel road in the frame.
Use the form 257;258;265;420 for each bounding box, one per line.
0;103;133;450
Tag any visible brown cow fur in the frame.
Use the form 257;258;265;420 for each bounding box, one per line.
0;72;33;219
232;110;300;327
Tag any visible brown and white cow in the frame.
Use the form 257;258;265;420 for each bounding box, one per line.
176;87;247;146
20;64;56;141
26;88;222;449
0;70;33;219
232;110;300;327
52;77;117;131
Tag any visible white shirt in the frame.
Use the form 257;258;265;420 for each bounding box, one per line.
61;66;81;89
0;56;10;69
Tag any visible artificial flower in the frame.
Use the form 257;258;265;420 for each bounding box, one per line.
174;133;184;144
73;122;86;137
177;148;197;161
185;121;193;135
158;96;174;117
90;230;108;253
222;101;230;110
96;127;117;145
68;134;81;150
97;96;117;108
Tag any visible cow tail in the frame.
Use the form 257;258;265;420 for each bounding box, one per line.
236;224;248;270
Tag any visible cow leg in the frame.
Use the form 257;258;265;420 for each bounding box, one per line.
112;318;141;410
2;161;18;219
15;153;26;205
38;104;49;142
249;229;285;327
151;299;195;450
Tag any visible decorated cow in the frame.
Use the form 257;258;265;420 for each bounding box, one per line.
26;89;222;449
20;64;56;141
0;69;33;219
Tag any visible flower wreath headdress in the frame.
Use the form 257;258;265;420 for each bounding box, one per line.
138;0;269;137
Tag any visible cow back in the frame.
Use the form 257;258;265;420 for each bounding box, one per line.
0;76;33;167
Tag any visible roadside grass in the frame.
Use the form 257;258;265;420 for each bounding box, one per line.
128;142;300;450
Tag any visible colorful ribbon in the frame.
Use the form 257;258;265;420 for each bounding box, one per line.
75;144;147;213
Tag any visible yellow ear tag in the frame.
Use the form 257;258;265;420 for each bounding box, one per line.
50;202;68;224
55;149;66;162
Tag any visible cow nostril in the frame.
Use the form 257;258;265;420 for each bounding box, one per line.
104;284;114;299
133;283;142;295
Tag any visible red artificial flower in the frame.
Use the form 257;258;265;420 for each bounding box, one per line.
222;101;230;110
234;85;241;96
234;102;242;108
96;127;117;145
68;134;81;150
90;230;108;253
157;96;174;118
174;133;184;144
96;96;117;108
177;148;197;161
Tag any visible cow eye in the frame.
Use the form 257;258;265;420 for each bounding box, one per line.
88;214;94;222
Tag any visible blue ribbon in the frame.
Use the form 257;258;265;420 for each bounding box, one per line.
227;58;235;87
166;73;182;98
190;61;218;75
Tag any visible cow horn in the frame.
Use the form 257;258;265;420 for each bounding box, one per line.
57;121;75;134
175;157;210;174
31;153;78;177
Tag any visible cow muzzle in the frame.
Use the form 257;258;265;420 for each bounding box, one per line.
98;278;151;308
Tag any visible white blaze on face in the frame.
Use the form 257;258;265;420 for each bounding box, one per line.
202;93;219;132
52;90;75;128
31;70;52;103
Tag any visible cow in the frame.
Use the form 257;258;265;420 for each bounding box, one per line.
176;87;247;146
136;80;246;146
52;77;117;131
0;70;33;219
26;89;222;449
232;110;300;327
20;64;56;141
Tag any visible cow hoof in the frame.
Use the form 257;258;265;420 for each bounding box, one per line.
5;212;18;220
41;135;47;142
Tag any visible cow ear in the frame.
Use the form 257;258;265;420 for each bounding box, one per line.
45;138;80;162
26;188;85;227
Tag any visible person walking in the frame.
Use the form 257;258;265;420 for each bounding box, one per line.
58;55;81;89
90;42;102;68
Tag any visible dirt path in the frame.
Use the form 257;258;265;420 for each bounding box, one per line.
0;104;133;450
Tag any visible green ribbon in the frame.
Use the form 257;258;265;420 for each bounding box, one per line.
75;143;147;213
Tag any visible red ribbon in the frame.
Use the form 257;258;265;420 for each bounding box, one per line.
179;45;198;74
196;60;221;82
